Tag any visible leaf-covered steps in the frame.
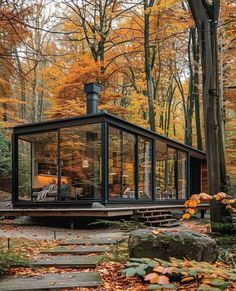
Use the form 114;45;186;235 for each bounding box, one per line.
41;245;110;255
0;272;102;291
32;255;103;268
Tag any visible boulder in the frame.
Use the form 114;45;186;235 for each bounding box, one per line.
128;229;218;263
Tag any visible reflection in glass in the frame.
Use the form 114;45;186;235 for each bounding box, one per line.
18;131;58;201
166;147;177;200
60;124;102;200
18;140;31;200
178;151;187;199
122;132;135;198
156;140;167;200
138;137;152;199
108;127;135;199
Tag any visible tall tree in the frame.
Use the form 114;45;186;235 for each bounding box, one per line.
143;0;155;131
187;0;234;232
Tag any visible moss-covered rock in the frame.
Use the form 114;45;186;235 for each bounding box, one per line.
128;229;218;263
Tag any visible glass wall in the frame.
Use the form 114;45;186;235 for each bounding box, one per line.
156;142;188;200
18;131;58;201
108;126;135;200
156;140;167;200
18;139;31;200
178;151;187;199
138;137;152;199
17;124;101;202
16;120;190;204
60;124;102;200
166;147;177;200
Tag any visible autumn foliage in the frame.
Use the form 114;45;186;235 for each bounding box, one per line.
182;192;236;220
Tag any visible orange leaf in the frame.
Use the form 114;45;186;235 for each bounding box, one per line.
182;213;191;219
144;272;159;283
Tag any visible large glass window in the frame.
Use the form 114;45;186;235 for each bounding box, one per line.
60;124;102;200
156;143;188;200
178;151;187;199
156;140;167;200
108;126;135;200
138;137;152;199
18;131;58;201
18;139;31;200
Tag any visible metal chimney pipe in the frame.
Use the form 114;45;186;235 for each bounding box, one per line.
84;83;101;114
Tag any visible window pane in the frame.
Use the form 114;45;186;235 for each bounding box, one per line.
122;132;135;198
156;140;167;200
18;139;31;200
108;127;135;200
166;147;177;200
108;127;122;199
18;131;58;202
138;137;152;199
60;124;102;200
178;151;187;199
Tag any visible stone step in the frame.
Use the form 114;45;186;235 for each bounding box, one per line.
148;220;180;227
41;245;110;255
135;209;171;214
140;212;173;217
0;272;102;291
137;214;173;220
32;255;103;268
143;218;177;224
61;237;124;246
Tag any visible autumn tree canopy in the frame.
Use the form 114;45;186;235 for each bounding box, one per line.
0;0;235;193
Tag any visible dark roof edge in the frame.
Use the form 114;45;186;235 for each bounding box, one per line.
13;111;206;156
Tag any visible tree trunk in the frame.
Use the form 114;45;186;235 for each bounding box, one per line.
187;0;234;233
144;0;156;131
191;28;202;150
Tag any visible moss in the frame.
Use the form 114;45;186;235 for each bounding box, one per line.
211;222;235;235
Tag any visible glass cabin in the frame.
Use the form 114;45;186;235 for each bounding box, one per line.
12;83;206;208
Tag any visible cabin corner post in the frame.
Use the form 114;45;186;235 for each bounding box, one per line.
102;121;108;203
187;153;191;199
12;131;18;204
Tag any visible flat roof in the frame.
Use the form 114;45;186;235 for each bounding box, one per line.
13;111;206;158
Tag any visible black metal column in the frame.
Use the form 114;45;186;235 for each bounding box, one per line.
102;122;108;203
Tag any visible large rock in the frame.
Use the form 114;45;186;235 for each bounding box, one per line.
128;229;218;263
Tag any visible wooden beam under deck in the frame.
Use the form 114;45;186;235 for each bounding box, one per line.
0;204;209;218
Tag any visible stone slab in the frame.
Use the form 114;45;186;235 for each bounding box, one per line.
0;272;102;291
61;237;124;245
32;255;103;268
41;245;110;254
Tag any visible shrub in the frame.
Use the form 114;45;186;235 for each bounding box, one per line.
0;251;30;276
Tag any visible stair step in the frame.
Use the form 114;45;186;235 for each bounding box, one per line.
145;218;178;224
136;209;171;214
137;211;172;217
41;245;110;255
146;217;177;222
0;272;102;290
32;255;103;268
148;221;180;227
136;214;173;220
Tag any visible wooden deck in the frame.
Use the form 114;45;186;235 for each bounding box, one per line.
0;204;209;217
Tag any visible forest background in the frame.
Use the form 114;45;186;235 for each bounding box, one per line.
0;0;235;195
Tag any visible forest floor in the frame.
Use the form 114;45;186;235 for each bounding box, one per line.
0;190;236;290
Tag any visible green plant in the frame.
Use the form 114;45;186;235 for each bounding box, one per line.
123;257;236;290
0;251;30;276
89;219;147;232
0;128;11;177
